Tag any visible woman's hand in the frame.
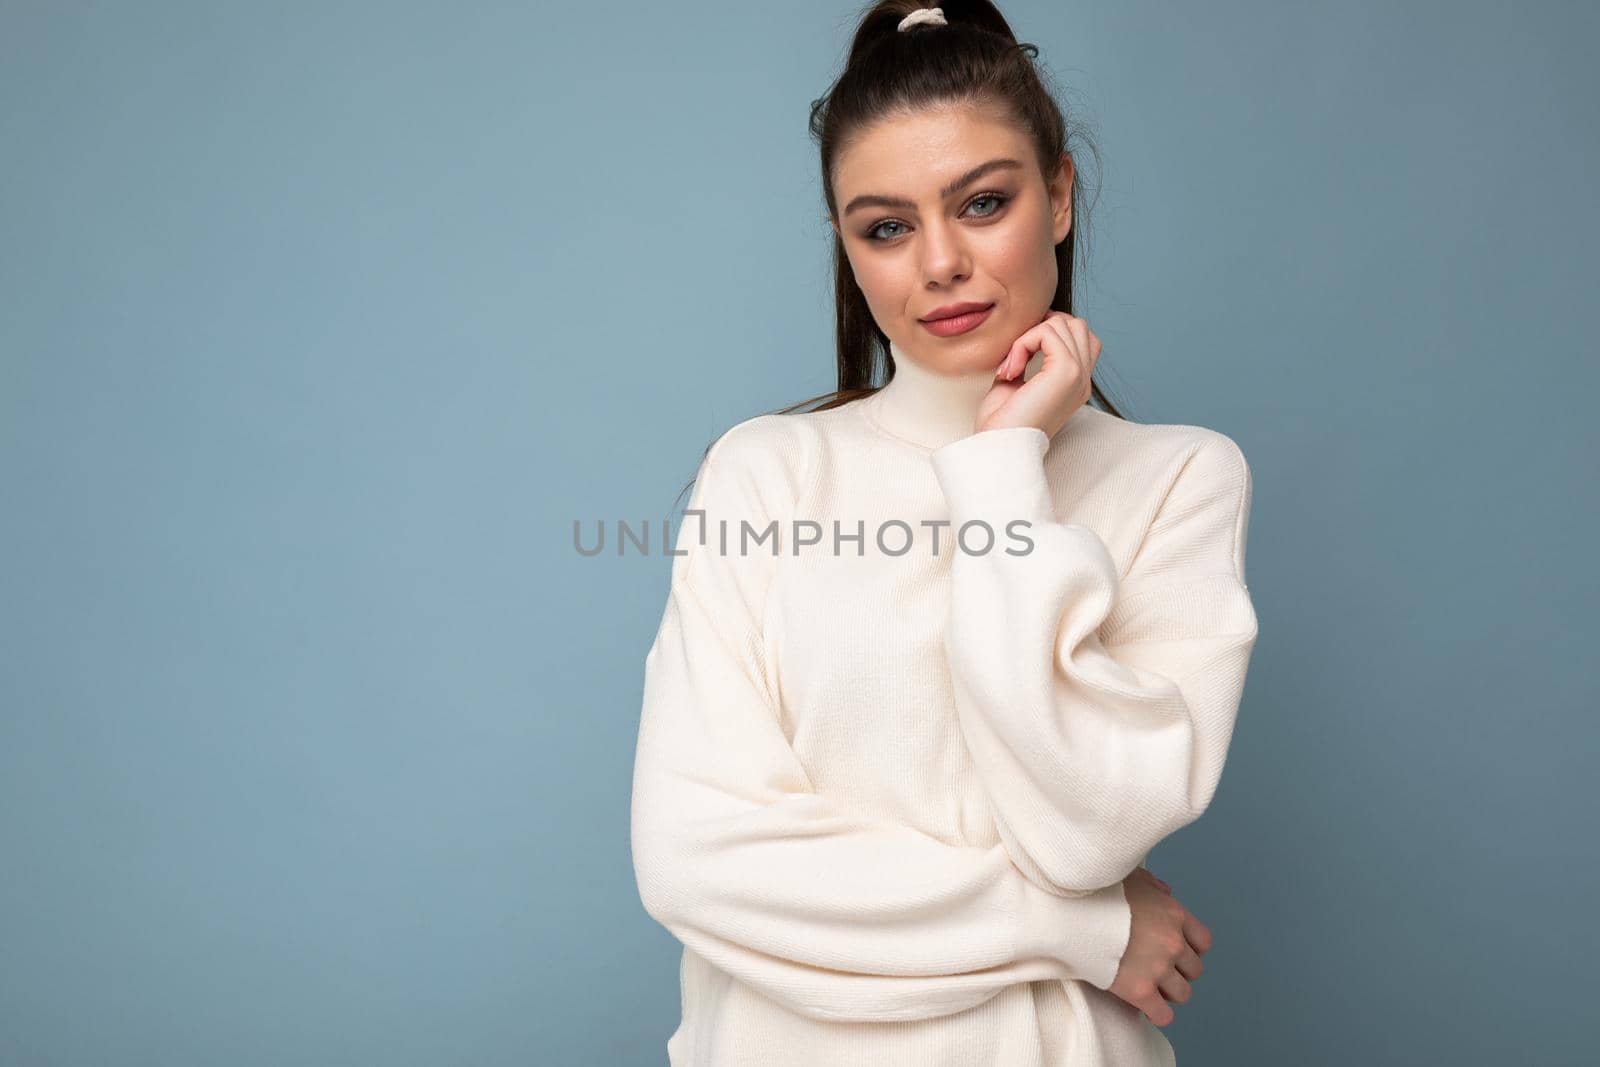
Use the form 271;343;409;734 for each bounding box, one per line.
1108;866;1212;1028
975;311;1102;438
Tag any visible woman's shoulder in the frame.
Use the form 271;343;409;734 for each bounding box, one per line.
1067;404;1250;473
1059;406;1253;526
704;410;820;475
692;411;825;520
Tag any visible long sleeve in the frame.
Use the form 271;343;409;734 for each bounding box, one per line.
629;432;1135;1024
929;425;1259;895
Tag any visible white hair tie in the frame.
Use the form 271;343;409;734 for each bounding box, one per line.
897;7;948;32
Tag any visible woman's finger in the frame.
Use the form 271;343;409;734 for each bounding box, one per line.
1157;969;1193;1008
992;334;1030;383
1001;319;1052;380
1140;992;1174;1029
1056;313;1101;388
1041;311;1076;356
1003;313;1075;381
1041;314;1082;372
1183;911;1213;956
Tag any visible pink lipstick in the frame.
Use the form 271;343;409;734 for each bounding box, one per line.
918;302;994;338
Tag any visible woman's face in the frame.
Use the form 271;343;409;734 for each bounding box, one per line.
830;103;1073;376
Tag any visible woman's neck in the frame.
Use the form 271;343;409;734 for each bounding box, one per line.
867;338;1000;450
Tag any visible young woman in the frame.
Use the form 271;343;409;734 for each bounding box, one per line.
630;3;1259;1064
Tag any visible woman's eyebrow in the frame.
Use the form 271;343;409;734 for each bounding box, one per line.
842;157;1023;216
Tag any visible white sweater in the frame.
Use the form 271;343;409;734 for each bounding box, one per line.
631;340;1259;1066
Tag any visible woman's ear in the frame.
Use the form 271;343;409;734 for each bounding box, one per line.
1050;153;1074;243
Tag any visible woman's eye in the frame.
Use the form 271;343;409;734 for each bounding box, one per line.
863;193;1010;242
968;193;1007;217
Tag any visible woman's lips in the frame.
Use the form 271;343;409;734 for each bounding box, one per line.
919;303;994;337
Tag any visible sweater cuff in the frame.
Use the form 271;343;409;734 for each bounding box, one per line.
930;427;1056;529
1015;876;1132;991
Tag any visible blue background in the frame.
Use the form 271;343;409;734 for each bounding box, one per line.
3;1;1595;1063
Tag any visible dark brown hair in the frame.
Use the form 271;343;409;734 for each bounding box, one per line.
677;0;1126;511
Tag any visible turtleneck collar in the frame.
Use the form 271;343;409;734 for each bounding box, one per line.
864;338;1004;451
